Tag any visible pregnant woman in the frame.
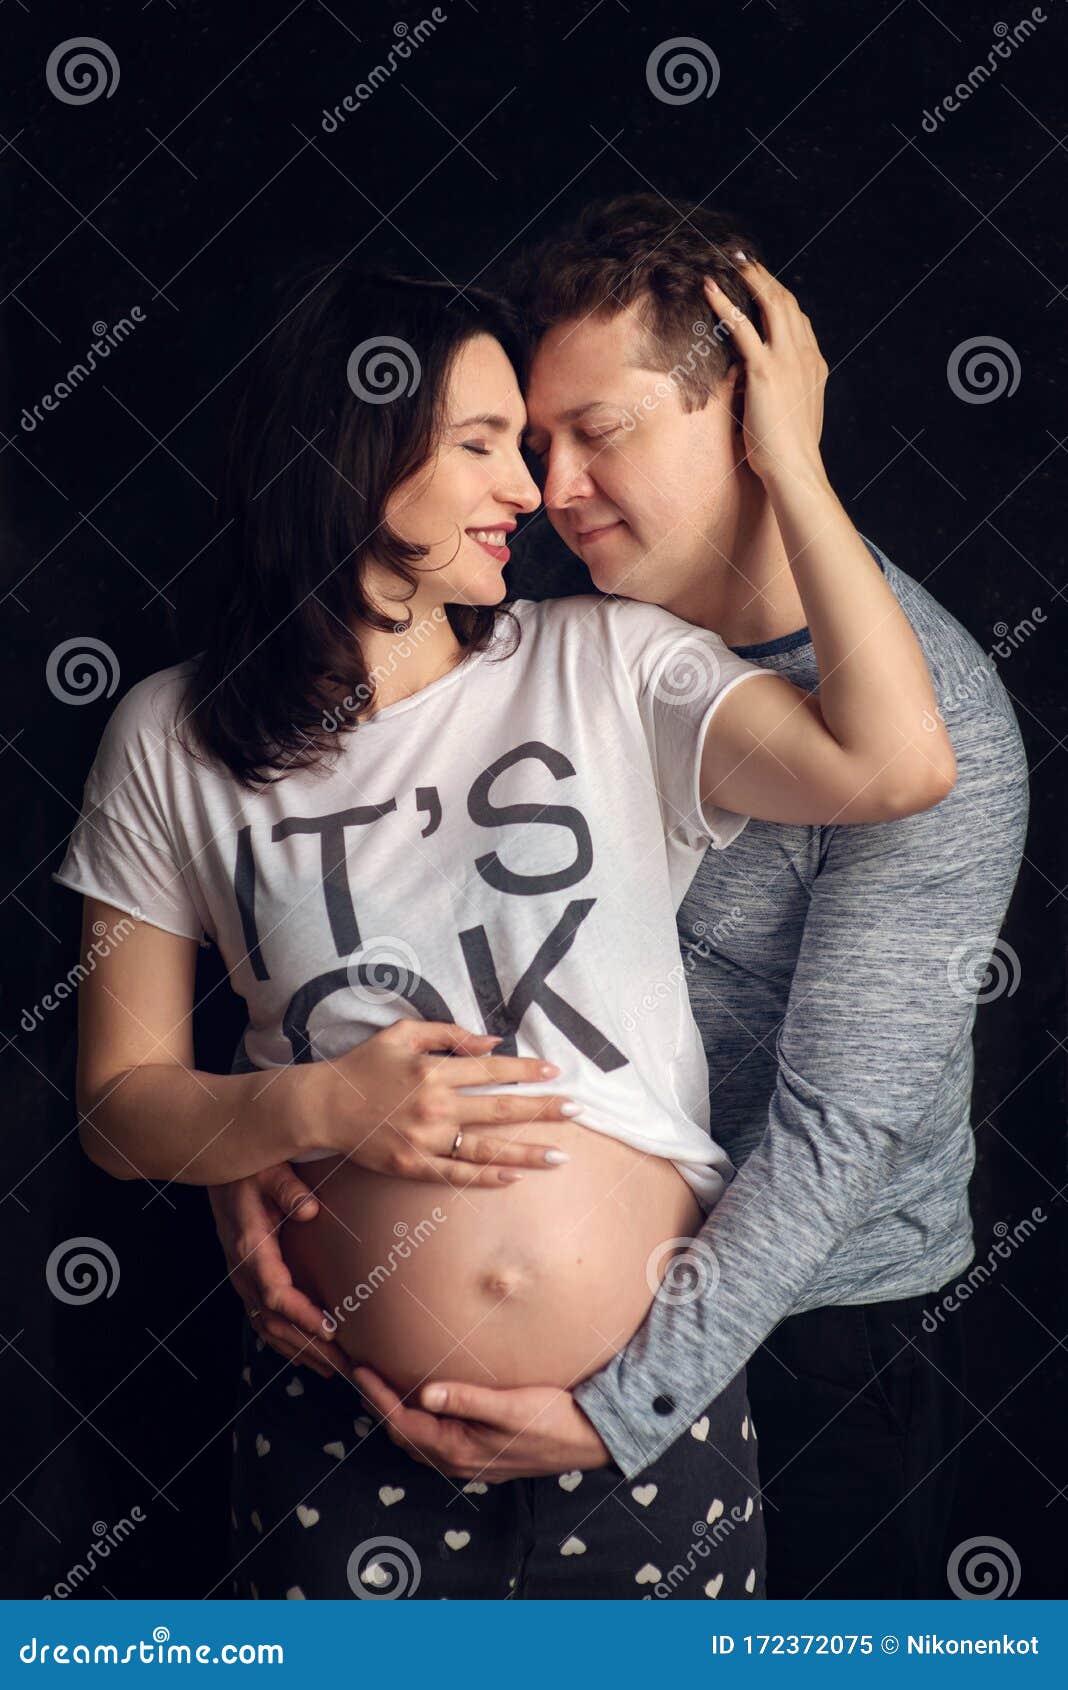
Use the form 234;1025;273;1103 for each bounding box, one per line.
53;259;955;1600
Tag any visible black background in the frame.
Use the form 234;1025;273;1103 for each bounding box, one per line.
2;0;1065;1599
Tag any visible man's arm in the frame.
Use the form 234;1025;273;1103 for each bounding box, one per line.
572;706;1029;1480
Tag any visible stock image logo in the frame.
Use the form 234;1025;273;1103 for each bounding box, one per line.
946;935;1021;1003
46;37;119;104
46;638;120;706
646;38;720;105
346;1535;422;1598
346;337;422;404
947;1535;1022;1600
646;1236;721;1306
947;336;1021;404
45;1237;120;1305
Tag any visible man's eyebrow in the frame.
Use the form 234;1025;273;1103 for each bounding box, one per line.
524;401;617;434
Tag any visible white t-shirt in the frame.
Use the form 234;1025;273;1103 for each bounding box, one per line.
53;594;768;1208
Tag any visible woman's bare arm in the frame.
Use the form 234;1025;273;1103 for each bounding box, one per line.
699;259;956;826
75;896;575;1187
75;896;323;1183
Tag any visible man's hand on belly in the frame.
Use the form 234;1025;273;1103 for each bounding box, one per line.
352;1366;613;1480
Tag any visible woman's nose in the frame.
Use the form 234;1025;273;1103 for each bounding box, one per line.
504;458;541;514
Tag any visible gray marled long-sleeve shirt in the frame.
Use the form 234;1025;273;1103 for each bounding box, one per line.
572;536;1031;1480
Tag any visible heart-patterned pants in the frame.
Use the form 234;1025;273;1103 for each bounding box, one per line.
223;1319;766;1600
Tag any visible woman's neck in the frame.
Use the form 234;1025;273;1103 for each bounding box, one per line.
353;598;466;715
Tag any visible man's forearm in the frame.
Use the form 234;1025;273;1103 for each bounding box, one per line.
572;1079;891;1480
80;1060;324;1185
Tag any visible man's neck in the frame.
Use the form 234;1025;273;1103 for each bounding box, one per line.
659;477;809;650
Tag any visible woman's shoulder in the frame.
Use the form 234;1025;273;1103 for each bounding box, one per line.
506;594;731;685
91;656;202;777
507;592;604;626
507;592;679;643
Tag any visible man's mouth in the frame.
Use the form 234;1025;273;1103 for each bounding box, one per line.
574;520;625;545
466;526;513;563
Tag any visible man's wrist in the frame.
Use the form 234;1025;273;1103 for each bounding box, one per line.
572;1374;656;1482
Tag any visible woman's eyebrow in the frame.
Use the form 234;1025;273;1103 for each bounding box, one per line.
450;411;528;448
449;412;511;430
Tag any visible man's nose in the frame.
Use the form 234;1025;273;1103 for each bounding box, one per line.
544;451;594;511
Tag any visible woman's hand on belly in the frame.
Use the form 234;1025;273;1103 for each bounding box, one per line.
353;1365;613;1482
305;1017;580;1185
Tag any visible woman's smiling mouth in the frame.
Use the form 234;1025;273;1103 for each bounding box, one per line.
466;526;513;562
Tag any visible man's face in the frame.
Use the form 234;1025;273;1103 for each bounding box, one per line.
524;303;743;604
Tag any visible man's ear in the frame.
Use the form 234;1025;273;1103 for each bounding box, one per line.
716;363;745;430
731;363;747;425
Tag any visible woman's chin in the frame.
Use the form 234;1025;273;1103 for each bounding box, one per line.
446;568;508;607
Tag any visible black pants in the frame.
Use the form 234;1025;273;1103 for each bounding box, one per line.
224;1320;766;1600
746;1277;968;1598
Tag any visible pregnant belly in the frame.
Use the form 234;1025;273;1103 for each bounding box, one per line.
280;1119;703;1393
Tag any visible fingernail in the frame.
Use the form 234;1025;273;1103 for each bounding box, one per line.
559;1102;582;1117
500;1170;524;1183
540;1062;560;1077
733;249;748;262
544;1149;570;1165
484;1034;503;1044
423;1385;446;1410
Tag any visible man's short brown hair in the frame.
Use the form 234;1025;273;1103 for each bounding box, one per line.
504;193;764;411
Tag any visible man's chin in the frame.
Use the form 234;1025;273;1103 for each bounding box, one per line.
586;539;653;599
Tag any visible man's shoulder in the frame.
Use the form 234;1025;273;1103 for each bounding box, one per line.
868;539;1020;733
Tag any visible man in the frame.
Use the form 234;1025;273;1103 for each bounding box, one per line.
213;196;1029;1597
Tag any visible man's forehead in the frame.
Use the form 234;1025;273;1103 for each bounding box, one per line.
525;309;647;422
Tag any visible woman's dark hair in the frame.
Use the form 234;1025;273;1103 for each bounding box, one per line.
178;263;528;788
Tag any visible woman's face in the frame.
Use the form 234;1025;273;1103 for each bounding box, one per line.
381;334;540;609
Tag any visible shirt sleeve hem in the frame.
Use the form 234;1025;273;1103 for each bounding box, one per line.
51;868;208;945
692;667;771;850
572;1375;668;1481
